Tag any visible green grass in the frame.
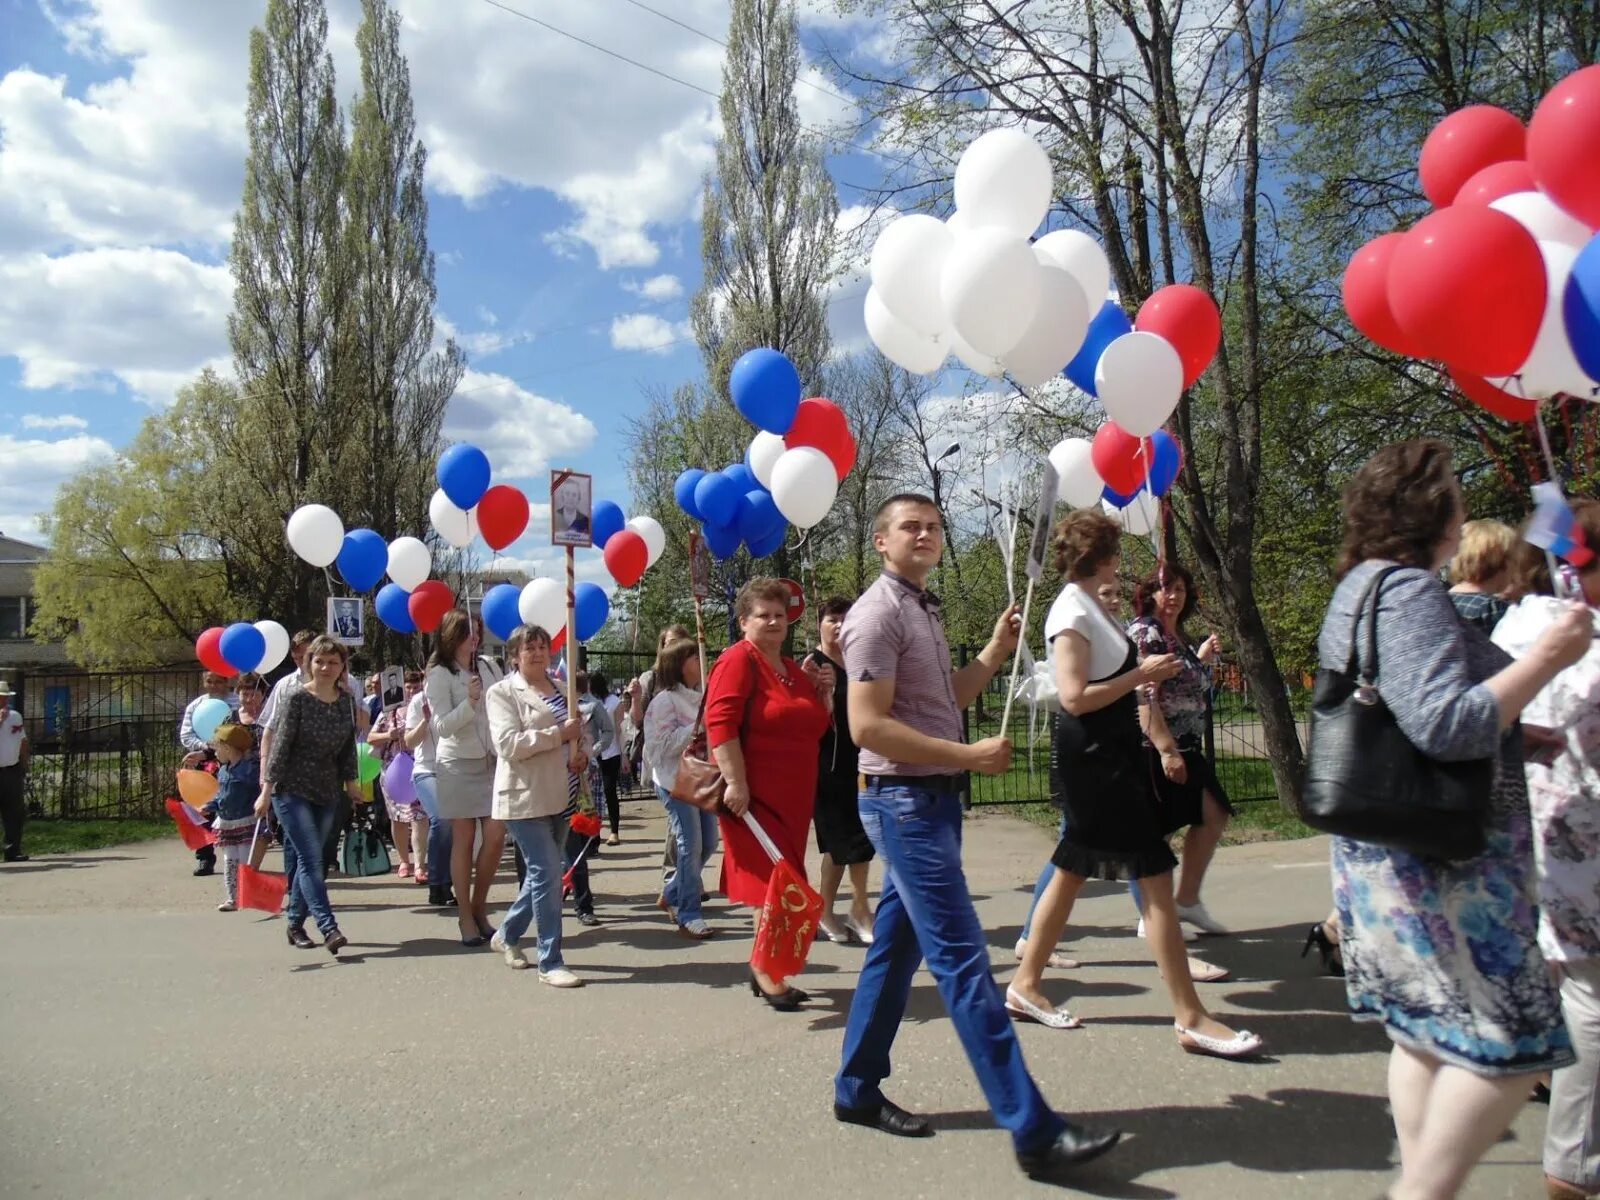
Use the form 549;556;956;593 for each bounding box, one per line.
20;818;172;855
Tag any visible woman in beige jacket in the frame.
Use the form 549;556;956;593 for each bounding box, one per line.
484;623;589;986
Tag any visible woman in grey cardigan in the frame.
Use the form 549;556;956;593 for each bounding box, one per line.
1320;440;1589;1200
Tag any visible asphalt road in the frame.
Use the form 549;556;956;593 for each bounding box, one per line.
0;805;1548;1199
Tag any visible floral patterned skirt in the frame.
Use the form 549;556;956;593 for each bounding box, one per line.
1332;798;1573;1077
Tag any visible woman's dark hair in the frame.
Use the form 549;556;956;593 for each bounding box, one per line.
1051;510;1122;580
235;671;268;696
590;672;610;698
1336;439;1458;578
1511;499;1600;597
819;596;853;620
428;609;474;673
654;638;700;690
504;624;550;663
1134;563;1198;630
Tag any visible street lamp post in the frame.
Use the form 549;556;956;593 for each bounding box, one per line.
930;440;960;595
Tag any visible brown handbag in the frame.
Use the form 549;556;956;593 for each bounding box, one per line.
668;676;754;814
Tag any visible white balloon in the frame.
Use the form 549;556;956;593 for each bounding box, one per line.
1034;229;1111;309
945;209;970;236
941;227;1042;358
865;288;948;375
386;536;432;591
869;214;953;335
1048;438;1105;509
1004;265;1091;388
953;128;1053;239
1492;241;1598;400
746;432;788;489
518;577;567;635
252;620;290;674
947;327;1006;378
286;504;344;568
626;515;667;568
429;488;478;549
1095;332;1184;437
769;446;839;530
1491;191;1593;249
1104;490;1159;536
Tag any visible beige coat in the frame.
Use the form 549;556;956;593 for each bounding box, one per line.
486;672;591;821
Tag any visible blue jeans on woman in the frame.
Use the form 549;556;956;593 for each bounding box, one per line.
1020;812;1141;942
413;773;451;891
657;786;717;924
273;792;339;936
502;816;567;972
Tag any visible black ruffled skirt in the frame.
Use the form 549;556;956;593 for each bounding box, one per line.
1048;705;1177;882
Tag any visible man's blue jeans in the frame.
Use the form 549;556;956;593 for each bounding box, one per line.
413;773;451;890
502;816;566;972
836;783;1065;1153
657;786;718;924
273;792;339;936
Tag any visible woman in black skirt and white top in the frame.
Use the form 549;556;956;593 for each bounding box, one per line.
1008;509;1262;1059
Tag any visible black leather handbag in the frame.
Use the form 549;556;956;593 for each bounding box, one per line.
1299;565;1493;861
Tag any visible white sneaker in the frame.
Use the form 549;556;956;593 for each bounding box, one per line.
1175;901;1229;936
1014;937;1080;970
539;967;584;988
216;901;237;912
489;928;529;970
1137;918;1197;943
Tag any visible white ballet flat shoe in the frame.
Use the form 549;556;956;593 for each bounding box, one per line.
1137;917;1197;943
1014;937;1080;970
1174;1023;1263;1059
1175;901;1229;936
1004;988;1083;1030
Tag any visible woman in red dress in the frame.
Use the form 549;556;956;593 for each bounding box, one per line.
707;577;834;1009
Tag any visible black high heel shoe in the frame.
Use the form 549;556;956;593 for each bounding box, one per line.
1301;923;1344;977
748;968;804;1011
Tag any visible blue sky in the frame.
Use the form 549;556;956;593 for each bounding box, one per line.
0;0;886;584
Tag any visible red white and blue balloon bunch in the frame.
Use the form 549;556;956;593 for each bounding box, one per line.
1343;65;1600;418
194;619;292;679
282;498;452;635
673;347;858;560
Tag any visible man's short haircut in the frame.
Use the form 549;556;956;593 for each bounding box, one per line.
292;629;319;649
873;493;939;535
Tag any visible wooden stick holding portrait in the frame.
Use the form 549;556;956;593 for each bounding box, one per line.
999;460;1059;740
550;468;593;713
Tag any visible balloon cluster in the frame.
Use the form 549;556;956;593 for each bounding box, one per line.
590;501;665;589
1343;65;1600;416
195;619;292;677
283;498;454;635
672;348;857;560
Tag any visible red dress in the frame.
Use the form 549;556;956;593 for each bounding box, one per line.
705;640;831;907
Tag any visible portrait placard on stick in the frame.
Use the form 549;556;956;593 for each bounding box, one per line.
689;531;711;601
549;470;593;549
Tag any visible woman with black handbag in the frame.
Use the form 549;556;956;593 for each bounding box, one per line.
1312;440;1590;1200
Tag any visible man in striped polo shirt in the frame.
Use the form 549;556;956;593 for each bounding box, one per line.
832;493;1121;1181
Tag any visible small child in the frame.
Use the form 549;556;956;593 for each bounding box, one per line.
210;723;260;912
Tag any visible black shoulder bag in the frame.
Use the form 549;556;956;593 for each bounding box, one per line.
1299;566;1493;861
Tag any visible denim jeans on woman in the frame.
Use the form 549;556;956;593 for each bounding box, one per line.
1020;811;1141;941
502;816;567;972
273;792;339;936
656;786;718;924
412;772;451;890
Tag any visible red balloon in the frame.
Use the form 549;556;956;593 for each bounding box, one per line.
407;580;455;634
1341;233;1427;357
195;626;236;677
1418;105;1525;207
1453;159;1536;208
1134;284;1221;389
550;627;566;656
1528;64;1600;230
1386;206;1546;377
603;530;648;588
784;397;856;479
1091;423;1152;496
476;485;529;552
1449;370;1539;423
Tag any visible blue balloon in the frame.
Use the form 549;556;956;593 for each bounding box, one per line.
736;489;783;544
191;697;231;744
336;528;389;592
437;443;492;510
574;582;611;642
218;622;266;673
1564;233;1600;383
674;468;708;519
375;582;416;634
729;347;802;434
702;519;742;561
591;500;627;549
1102;483;1139;509
482;583;523;642
694;472;741;528
1148;430;1182;497
747;523;788;559
724;462;759;494
1064;302;1133;395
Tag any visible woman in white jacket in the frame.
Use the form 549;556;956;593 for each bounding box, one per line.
485;624;589;986
424;609;504;947
644;637;716;939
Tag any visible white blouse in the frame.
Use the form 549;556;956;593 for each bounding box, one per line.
1044;583;1131;681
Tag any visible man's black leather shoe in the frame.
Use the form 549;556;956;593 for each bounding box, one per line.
833;1099;933;1138
1016;1122;1122;1178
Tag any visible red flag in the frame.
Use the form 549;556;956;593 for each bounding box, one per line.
749;857;823;984
165;798;218;851
237;864;287;914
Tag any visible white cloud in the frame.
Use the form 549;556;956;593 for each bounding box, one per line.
609;313;691;355
0;248;233;401
444;369;597;481
0;431;118;543
474;304;499;327
20;413;89;431
622;273;684;302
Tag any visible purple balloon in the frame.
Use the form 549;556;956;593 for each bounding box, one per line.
382;751;416;808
